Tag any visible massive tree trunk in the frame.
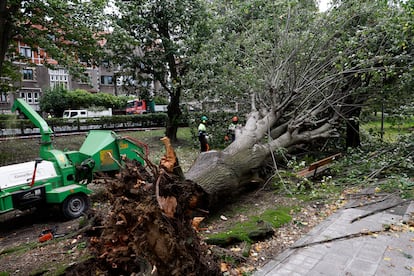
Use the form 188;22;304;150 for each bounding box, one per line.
185;109;336;209
165;91;182;142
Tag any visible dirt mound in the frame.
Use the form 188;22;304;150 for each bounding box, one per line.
66;158;220;276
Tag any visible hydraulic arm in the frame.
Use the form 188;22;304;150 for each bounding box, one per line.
11;98;54;157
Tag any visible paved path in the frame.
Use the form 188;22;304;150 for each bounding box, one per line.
255;194;414;276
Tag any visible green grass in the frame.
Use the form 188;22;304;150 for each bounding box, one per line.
118;127;198;172
28;254;94;276
362;115;414;142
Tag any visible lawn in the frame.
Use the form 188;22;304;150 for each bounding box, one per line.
0;127;200;172
362;114;414;142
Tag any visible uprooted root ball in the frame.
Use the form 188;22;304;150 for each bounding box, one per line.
87;159;220;276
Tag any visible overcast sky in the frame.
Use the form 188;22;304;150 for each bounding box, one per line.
318;0;331;12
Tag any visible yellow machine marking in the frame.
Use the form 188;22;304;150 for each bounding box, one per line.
119;141;128;149
100;150;115;165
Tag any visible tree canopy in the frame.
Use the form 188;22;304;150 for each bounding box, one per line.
0;0;108;81
183;0;413;146
104;0;210;140
183;0;318;113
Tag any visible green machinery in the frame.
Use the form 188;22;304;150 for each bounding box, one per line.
0;99;147;219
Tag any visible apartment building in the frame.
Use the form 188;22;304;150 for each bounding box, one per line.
0;40;121;113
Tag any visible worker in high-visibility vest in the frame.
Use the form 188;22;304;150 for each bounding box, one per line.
198;115;209;152
224;116;241;142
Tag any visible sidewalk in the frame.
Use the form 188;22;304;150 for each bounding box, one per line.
255;194;414;276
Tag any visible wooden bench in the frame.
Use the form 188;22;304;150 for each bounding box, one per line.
296;153;342;178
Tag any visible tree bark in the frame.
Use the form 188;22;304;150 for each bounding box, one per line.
346;118;361;148
186;150;264;210
185;109;336;210
158;16;182;143
0;1;15;75
343;101;362;148
166;92;182;142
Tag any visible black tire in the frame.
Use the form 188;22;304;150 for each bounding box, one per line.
61;194;89;219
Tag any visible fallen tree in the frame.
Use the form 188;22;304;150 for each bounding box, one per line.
65;2;412;274
185;1;413;208
186;101;339;209
185;18;346;207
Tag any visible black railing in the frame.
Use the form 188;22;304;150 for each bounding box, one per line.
0;113;183;137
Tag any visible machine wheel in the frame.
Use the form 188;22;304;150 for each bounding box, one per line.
61;194;89;219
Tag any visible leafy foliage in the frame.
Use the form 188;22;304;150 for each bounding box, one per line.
104;0;210;140
184;0;413;150
39;85;70;116
295;132;414;200
328;0;414;116
334;133;414;182
0;0;108;79
40;86;128;116
183;0;319;113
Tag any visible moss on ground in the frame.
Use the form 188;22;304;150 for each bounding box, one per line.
206;207;292;244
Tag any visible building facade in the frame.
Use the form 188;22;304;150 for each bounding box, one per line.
0;40;122;113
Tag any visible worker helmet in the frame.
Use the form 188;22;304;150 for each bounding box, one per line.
201;115;208;121
232;116;238;122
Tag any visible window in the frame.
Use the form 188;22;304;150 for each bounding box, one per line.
19;89;41;104
49;68;69;88
22;69;34;80
100;75;113;85
79;56;92;67
70;111;86;118
19;46;32;58
0;92;8;103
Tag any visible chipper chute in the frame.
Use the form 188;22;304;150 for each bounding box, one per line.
78;130;148;173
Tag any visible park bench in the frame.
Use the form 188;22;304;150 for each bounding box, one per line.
296;153;342;178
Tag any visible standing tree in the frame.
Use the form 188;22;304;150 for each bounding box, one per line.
324;0;414;147
105;0;210;141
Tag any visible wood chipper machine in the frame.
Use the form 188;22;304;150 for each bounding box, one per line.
0;99;148;219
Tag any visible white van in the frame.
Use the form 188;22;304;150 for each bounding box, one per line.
63;110;88;119
63;108;112;119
